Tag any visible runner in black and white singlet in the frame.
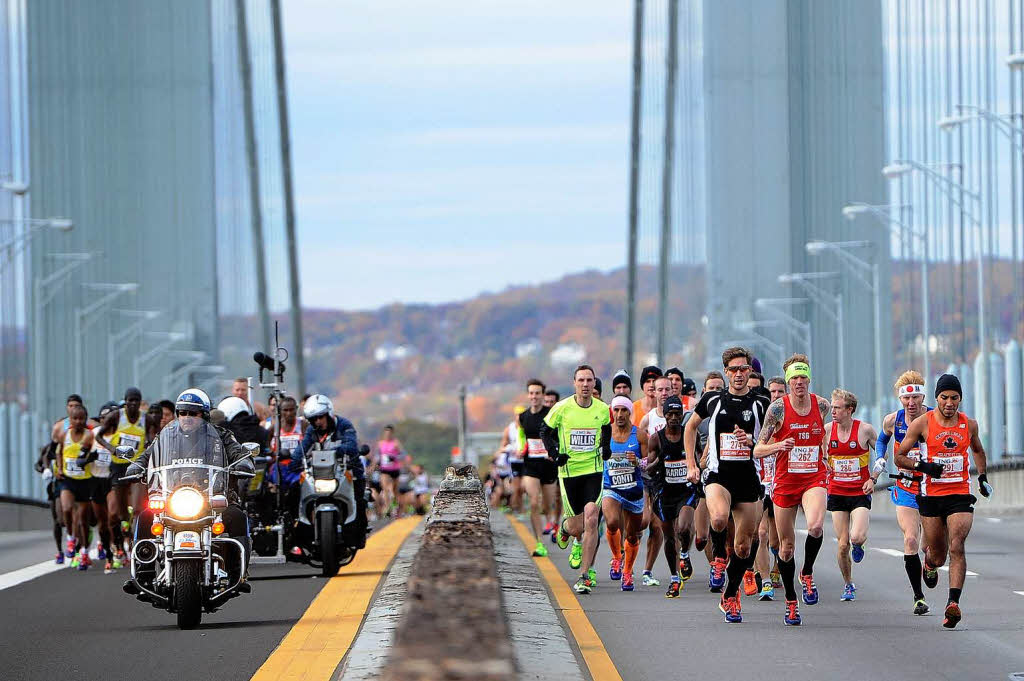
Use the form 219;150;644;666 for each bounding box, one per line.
685;347;769;623
519;379;557;557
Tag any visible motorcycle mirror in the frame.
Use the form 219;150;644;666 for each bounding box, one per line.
115;445;135;459
359;444;370;456
241;442;260;458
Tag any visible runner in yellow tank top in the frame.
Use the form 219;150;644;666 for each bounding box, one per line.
95;387;145;565
56;404;95;569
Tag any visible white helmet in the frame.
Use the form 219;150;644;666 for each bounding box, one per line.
303;394;334;420
175;388;211;414
216;396;251;422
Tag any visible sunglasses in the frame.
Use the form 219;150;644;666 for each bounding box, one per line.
177;410;201;417
725;364;752;373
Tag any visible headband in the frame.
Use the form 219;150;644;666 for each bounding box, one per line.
610;396;633;413
785;362;811;382
899;384;925;396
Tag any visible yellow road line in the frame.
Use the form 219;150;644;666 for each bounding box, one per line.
508;516;622;681
250;516;421;681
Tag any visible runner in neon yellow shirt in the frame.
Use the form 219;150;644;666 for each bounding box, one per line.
540;364;611;594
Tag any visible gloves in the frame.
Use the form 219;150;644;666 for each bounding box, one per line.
978;473;993;498
554;453;569;467
871;457;887;476
41;468;53;482
915;460;946;478
287;456;305;472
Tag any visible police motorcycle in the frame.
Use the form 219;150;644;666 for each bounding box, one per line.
119;413;259;629
294;394;363;577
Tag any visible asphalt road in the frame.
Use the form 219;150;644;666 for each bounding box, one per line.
545;508;1024;681
0;524;391;681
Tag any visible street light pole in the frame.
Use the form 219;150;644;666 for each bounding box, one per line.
74;283;138;391
754;298;813;357
107;310;161;396
133;332;187;387
778;272;845;387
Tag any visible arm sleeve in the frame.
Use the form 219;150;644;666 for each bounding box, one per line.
874;429;891;461
600;423;612;460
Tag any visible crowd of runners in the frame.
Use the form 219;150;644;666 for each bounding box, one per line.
36;380;430;574
492;349;992;629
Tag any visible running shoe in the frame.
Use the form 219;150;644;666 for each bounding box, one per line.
665;579;681;598
80;549;92;567
588;568;598;585
573;576;594;595
743;569;758;597
641;571;660;587
113;549;126;570
724;596;742;623
913;598;930;616
70;553;81;569
922;562;939;589
851;543;865;563
709;557;726;592
679;553;693;582
621;572;634;591
532;541;548;558
104;560;114;575
800;573;819;605
609;558;622;581
784;599;801;626
120;520;130;534
841;583;856;602
65;536;76;558
54;552;64;565
542;521;555;535
942;601;961;629
96;543;106;561
759;581;775;601
718;594;727;613
76;549;88;571
556;521;570;550
568;540;583;569
770;568;782;588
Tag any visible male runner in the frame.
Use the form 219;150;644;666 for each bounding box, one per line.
895;373;991;628
876;370;933;615
637;376;675;586
86;401;118;572
824;389;878;602
756;375;784;599
542;365;611;594
649;395;700;598
497;406;526;513
544;390;560;409
611;370;632;398
602;396;645;591
692;371;726;580
95;387;146;564
686;347;769;622
632;366;662;427
519;379;558;556
767;377;787;401
55;405;95;569
755;354;829;626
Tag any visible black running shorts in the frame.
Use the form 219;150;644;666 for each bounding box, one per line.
523;457;558;485
559;473;604;517
826;493;872;513
916;493;976;518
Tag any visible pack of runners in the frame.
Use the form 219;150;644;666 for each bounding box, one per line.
510;349;992;629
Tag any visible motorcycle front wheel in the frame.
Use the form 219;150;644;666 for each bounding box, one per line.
174;560;203;629
319;511;338;578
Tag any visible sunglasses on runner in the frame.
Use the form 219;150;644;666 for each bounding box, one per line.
725;364;752;373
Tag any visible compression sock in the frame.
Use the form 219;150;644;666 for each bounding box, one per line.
98;525;111;553
948;587;962;604
904;553;924;600
801;533;823;576
724;551;747;598
710;527;728;560
694;536;708;552
53;522;62;552
779;556;798;601
624;538;640;574
606;528;622;562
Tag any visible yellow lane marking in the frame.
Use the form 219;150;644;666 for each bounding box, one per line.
508;516;623;681
250;516;421;681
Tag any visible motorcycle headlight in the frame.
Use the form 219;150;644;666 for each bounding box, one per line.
168;488;205;519
314;478;338;494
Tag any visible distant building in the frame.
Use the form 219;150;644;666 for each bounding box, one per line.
515;339;541;359
374;344;417;363
549;343;586;367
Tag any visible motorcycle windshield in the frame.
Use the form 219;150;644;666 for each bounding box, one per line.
146;420;230;494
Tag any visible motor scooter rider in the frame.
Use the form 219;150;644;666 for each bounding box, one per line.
126;388;255;590
289;394;368;547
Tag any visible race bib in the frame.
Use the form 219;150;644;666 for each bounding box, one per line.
932;455;964;482
118;433;141;452
526;438;548;458
787;446;819;474
65;458;84;475
897;447;920;474
761;456;776;482
608;460;636;490
665;459;688;484
568;428;597;452
719;433;749;462
96;450;112;465
280;435;301;452
831;457;861;482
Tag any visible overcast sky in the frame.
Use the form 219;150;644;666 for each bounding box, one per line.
283;2;631;310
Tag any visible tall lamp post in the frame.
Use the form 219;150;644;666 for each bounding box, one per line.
107;310;161;396
0;217;72;271
777;272;844;387
754;298;812;356
74;283;138;391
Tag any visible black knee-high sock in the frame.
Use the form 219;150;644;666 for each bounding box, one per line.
801;534;823;576
779;556;798;601
948;586;962;604
710;527;728;560
904;554;924;600
111;519;124;550
98;525;111;553
724;539;760;599
53;521;63;552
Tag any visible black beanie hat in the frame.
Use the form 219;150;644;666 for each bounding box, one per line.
640;365;663;385
934;373;962;399
611;369;632;390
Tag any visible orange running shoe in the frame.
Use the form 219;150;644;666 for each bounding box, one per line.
743;569;758;596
